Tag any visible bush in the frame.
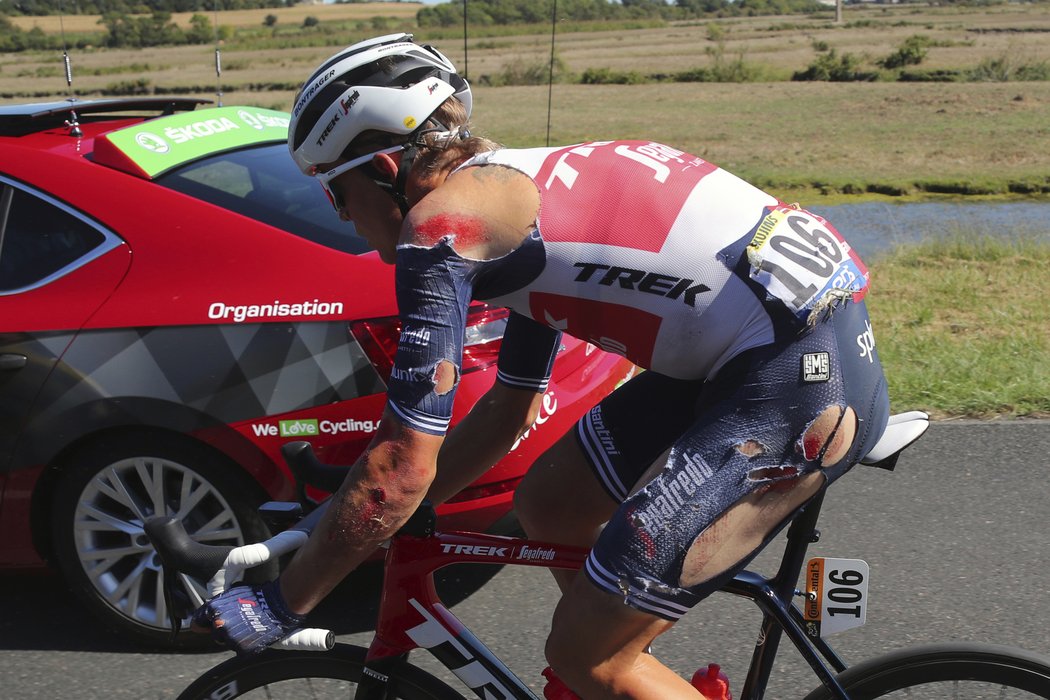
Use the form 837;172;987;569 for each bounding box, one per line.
879;35;931;70
580;67;648;85
105;77;152;95
967;53;1050;82
480;55;569;86
793;50;875;81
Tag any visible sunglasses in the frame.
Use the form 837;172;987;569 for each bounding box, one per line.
314;145;406;212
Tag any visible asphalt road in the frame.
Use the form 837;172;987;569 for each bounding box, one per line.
2;420;1048;699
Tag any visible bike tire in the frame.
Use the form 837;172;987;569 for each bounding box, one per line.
801;642;1050;699
176;643;466;700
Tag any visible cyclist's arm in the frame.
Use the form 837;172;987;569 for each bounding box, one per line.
428;312;561;505
280;243;475;615
427;382;544;505
278;411;442;614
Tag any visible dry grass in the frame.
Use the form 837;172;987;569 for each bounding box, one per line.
6;2;422;33
3;4;1050;199
467;81;1050;201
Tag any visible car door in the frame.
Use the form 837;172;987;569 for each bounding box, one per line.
0;177;129;466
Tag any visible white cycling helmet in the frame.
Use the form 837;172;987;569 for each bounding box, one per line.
288;33;472;175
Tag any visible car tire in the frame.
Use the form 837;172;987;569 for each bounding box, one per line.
50;430;273;650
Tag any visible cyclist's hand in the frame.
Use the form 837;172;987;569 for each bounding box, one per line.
192;580;305;655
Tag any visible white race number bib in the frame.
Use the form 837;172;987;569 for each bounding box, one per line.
746;206;868;322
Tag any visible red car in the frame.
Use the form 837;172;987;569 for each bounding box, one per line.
0;97;635;648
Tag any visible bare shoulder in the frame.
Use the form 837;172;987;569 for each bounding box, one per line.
404;163;540;260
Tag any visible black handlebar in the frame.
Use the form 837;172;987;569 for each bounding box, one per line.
141;442;341;636
281;440;349;495
143;517;234;582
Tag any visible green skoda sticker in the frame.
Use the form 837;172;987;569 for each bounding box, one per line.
279;419;319;437
101;106;290;178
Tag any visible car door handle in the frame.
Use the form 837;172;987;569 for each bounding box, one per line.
0;353;27;371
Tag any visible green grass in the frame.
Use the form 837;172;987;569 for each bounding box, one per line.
867;235;1050;418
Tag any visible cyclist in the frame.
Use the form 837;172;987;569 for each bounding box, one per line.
193;34;890;699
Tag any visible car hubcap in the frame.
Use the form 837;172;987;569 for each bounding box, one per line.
72;455;245;632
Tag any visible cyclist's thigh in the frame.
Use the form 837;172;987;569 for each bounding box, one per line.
517;371;705;543
584;301;889;620
572;369;707;503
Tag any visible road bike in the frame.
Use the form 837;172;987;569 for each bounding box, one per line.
146;411;1050;699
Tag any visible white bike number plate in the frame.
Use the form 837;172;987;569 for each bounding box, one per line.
803;557;869;638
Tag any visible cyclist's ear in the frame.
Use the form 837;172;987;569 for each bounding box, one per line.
369;152;400;184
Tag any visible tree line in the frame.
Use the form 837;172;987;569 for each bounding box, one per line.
0;0;1009;52
417;0;830;27
1;0;286;15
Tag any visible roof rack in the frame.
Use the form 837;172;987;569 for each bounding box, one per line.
0;97;212;137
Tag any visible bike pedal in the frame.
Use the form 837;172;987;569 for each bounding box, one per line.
691;663;732;700
541;667;581;700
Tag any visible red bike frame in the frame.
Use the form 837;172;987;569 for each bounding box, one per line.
363;524;588;699
348;495;854;700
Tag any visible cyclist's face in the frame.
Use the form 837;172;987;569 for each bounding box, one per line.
327;161;402;263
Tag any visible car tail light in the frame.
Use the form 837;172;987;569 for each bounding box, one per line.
350;303;510;382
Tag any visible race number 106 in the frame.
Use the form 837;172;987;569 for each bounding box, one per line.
804;557;869;638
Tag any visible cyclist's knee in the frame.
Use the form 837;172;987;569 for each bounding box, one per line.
796;404;857;469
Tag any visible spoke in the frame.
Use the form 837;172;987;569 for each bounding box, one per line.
126;566;144;614
173;472;209;520
101;465;149;522
88;469;139;517
83;551;129;577
154;570;172;627
134;457;167;516
78;543;145;563
178;571;207;609
190;511;240;542
75;502;141;536
105;556;151;605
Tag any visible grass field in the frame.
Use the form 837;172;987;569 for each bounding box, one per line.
3;4;1050;199
867;235;1050;418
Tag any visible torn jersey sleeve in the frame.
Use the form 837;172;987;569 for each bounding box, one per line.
385;242;475;436
495;311;562;393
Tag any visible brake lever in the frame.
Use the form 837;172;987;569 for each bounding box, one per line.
143;516;233;641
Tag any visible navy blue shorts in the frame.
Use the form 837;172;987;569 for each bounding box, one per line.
576;300;889;620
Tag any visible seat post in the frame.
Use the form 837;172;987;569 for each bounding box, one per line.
775;488;826;596
740;488;830;698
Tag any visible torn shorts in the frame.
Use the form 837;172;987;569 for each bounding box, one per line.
576;299;889;620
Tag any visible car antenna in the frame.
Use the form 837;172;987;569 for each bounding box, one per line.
213;0;223;107
545;0;557;147
58;0;82;137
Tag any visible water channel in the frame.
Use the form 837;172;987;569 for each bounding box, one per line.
809;200;1050;259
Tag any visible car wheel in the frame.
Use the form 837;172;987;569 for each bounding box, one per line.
50;431;273;650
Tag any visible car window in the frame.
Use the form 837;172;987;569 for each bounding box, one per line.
0;182;117;294
155;143;373;256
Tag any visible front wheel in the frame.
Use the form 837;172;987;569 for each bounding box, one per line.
802;642;1050;699
176;644;465;700
50;431;273;650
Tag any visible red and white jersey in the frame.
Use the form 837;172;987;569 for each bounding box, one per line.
466;140;786;380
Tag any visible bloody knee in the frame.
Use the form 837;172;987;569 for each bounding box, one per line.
799;404;857;467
